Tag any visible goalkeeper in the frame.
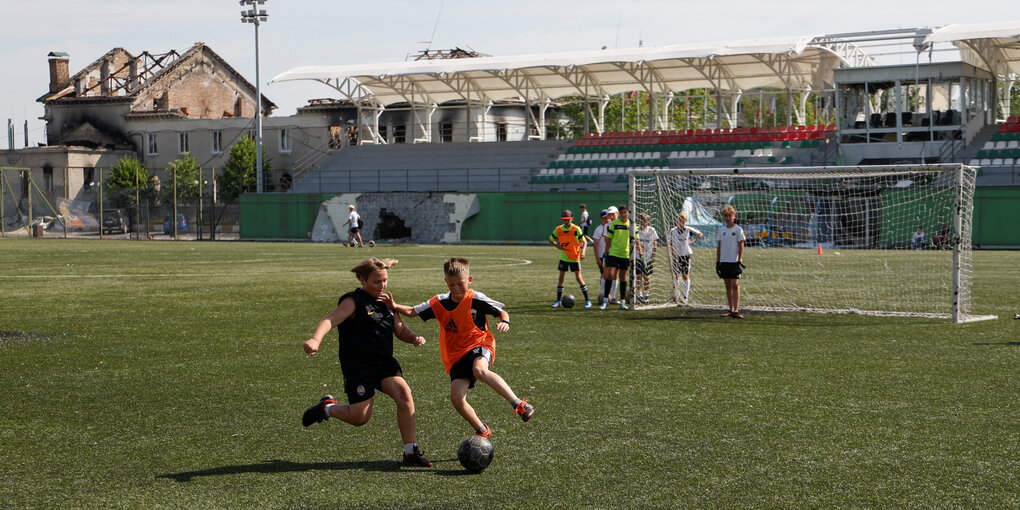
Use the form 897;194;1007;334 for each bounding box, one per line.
715;205;745;318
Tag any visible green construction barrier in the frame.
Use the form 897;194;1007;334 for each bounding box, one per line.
460;192;627;243
974;187;1020;248
240;193;336;240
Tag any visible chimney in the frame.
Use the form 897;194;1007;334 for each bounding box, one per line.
48;52;70;93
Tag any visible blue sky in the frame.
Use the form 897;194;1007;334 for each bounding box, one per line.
1;0;1013;147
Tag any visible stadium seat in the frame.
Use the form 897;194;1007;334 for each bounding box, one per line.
968;159;981;166
992;158;1004;166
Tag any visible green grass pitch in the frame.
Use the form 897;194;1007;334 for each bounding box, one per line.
0;240;1017;508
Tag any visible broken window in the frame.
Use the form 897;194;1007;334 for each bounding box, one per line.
178;132;190;154
84;167;95;191
43;165;54;192
394;125;406;144
497;123;508;142
147;134;158;155
440;121;453;143
212;131;223;153
279;128;291;152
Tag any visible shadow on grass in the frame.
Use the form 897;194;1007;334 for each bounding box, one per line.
157;458;470;481
972;342;1020;346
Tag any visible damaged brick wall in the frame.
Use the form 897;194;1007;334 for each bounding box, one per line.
131;58;254;119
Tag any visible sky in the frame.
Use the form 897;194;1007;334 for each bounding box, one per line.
1;0;1015;148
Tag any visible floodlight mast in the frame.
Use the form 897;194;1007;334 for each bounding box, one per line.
240;0;268;193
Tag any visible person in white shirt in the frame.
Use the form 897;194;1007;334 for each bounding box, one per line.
343;204;365;247
912;225;925;250
667;211;703;305
634;213;658;303
589;209;615;304
716;205;745;318
579;203;591;238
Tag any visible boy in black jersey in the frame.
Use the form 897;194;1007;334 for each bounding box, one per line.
301;257;433;467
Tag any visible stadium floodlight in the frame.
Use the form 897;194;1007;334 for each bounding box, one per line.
240;0;267;193
628;164;995;323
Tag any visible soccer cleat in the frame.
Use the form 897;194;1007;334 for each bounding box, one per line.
514;398;535;422
475;424;492;440
599;302;608;310
619;301;629;310
731;312;744;319
551;301;562;308
721;311;734;317
402;446;433;468
584;300;592;309
302;395;336;427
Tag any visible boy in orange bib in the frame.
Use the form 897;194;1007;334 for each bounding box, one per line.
386;257;535;439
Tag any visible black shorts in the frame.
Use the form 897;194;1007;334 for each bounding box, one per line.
450;346;493;389
605;255;630;270
672;255;691;276
558;260;580;272
349;227;360;234
718;261;742;279
341;357;403;404
635;259;653;276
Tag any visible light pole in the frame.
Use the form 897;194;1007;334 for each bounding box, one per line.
240;0;267;193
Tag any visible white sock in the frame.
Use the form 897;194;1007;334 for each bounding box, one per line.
683;279;691;300
404;443;417;455
323;403;336;419
611;280;619;300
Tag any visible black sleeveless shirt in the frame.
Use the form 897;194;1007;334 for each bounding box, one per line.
336;288;395;368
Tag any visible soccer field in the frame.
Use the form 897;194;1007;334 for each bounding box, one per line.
1;240;1017;508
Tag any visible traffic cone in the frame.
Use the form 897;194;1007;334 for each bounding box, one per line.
816;244;823;255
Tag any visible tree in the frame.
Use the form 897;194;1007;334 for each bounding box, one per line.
218;136;272;202
164;152;201;204
105;155;154;208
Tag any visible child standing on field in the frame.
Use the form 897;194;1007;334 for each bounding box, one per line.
387;257;535;440
667;211;703;305
716;205;745;318
548;209;592;308
634;213;658;304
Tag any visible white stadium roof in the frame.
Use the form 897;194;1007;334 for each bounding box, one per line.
272;21;1020;108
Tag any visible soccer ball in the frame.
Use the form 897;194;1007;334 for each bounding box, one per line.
349;240;357;247
457;435;494;473
367;240;375;247
560;294;575;308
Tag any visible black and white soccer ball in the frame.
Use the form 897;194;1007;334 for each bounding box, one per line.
560;294;576;309
457;435;494;473
367;240;375;247
349;240;357;247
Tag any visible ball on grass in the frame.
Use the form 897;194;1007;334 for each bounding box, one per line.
560;294;575;308
458;435;494;473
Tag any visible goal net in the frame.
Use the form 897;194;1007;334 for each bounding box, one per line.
629;164;992;323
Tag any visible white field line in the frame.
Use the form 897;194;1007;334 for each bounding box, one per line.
0;256;532;279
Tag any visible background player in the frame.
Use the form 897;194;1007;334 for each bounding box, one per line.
716;205;745;318
634;212;658;304
601;205;640;310
667;211;703;305
548;209;592;308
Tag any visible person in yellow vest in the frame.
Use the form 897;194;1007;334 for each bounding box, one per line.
385;258;535;440
548;209;592;308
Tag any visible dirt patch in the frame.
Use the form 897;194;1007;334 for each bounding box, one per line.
0;331;54;346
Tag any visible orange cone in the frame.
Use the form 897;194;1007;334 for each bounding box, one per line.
817;244;823;255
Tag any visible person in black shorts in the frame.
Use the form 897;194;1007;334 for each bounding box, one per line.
301;257;433;467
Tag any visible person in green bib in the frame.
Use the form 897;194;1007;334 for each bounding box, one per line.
600;205;641;310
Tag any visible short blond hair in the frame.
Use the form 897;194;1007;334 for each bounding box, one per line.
677;211;688;221
350;257;397;281
443;257;470;278
720;205;736;217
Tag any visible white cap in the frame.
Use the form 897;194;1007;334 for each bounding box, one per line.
606;206;619;214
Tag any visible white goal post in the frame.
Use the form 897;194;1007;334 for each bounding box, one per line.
628;164;995;323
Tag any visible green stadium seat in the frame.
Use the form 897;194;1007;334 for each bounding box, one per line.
767;156;777;163
782;156;794;164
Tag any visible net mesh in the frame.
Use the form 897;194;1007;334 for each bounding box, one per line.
630;165;977;321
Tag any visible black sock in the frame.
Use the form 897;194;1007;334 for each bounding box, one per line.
556;286;563;300
580;285;589;301
603;279;612;300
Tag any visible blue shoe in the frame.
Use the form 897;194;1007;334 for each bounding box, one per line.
584;300;592;309
619;301;629;310
551;301;562;308
599;302;608;310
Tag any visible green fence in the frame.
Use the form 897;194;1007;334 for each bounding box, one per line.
974;187;1020;248
460;192;627;243
239;193;336;240
240;189;1019;248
